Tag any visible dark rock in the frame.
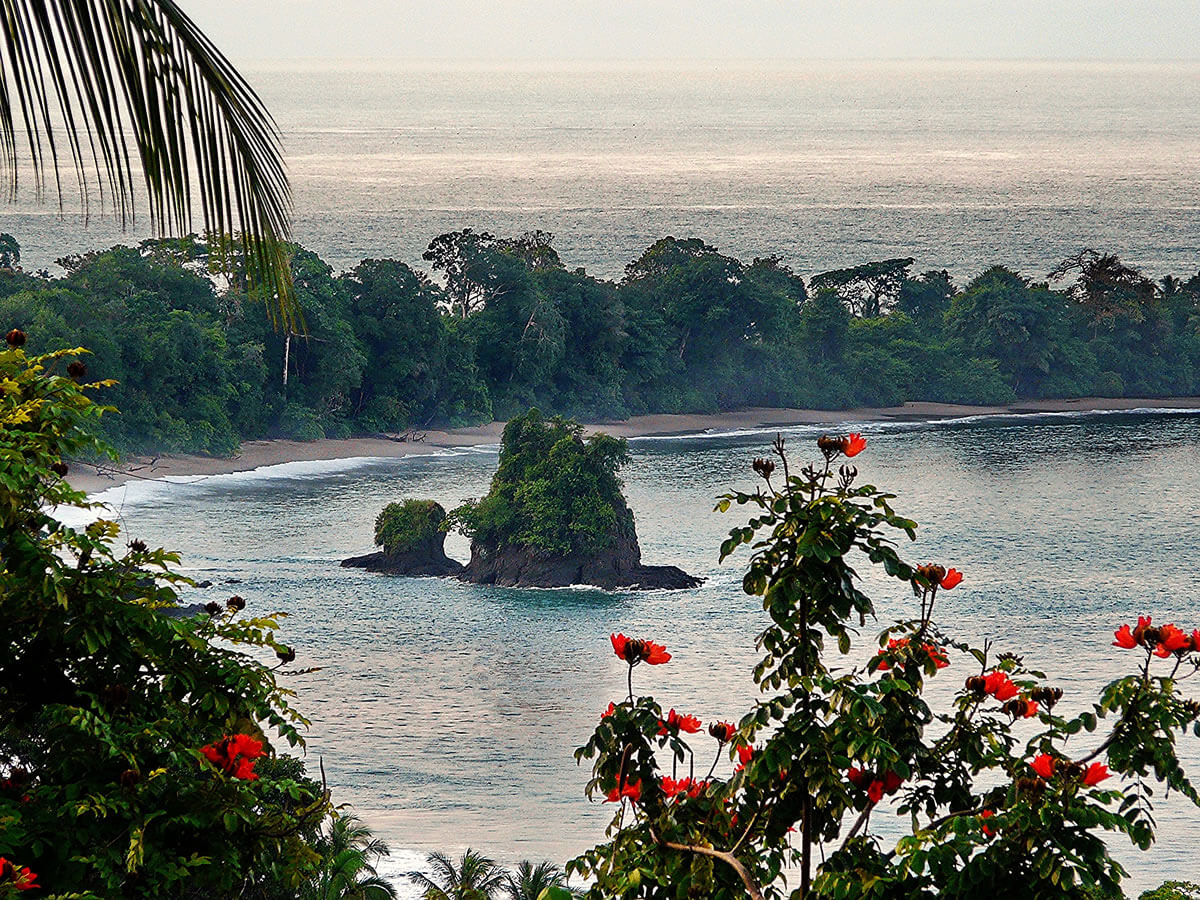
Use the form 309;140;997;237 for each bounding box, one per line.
341;534;464;577
460;516;702;591
195;579;213;588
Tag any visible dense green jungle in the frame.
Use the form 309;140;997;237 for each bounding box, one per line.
2;229;1197;455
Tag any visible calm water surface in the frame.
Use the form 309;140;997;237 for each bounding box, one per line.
78;411;1200;893
4;61;1200;282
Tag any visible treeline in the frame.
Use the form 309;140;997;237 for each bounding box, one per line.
1;230;1199;455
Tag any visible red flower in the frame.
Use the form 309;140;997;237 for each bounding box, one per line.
600;701;616;721
610;633;671;665
709;721;737;743
874;638;909;671
940;568;963;590
605;779;642;803
0;859;38;892
1156;623;1190;657
847;766;871;789
923;643;950;668
1132;615;1153;645
735;744;754;771
1083;763;1111;787
881;770;904;795
1023;700;1039;719
980;809;995;837
867;780;884;803
661;776;707;799
200;734;266;781
1112;624;1138;649
983;671;1019;702
1031;754;1056;779
658;709;702;736
841;433;867;458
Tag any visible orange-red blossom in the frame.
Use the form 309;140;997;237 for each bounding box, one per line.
658;708;702;736
1113;616;1200;657
875;638;949;671
1030;754;1111;787
916;563;962;590
841;433;867;457
661;776;708;799
605;779;642;803
0;859;38;892
610;632;671;666
847;767;904;804
200;734;265;781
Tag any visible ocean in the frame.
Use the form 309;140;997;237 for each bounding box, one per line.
71;410;1200;894
1;60;1198;283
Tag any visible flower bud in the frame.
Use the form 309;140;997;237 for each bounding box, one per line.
1016;776;1044;795
67;360;87;379
227;595;246;612
204;601;222;615
50;462;69;477
5;328;26;347
1002;699;1030;718
752;457;775;479
118;769;141;789
965;675;987;695
128;539;147;553
276;646;296;664
817;434;842;457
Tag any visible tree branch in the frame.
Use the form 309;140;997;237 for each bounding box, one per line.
652;831;765;900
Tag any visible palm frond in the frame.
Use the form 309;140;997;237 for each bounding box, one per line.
0;0;296;326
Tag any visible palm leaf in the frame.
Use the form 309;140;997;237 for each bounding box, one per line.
0;0;296;326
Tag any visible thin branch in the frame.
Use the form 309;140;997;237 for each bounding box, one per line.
652;830;765;900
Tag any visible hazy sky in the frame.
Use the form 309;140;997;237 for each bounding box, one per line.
190;1;1199;64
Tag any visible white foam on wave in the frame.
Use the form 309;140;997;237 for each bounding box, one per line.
628;405;1200;444
60;450;475;526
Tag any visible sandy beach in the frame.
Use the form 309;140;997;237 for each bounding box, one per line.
67;397;1200;494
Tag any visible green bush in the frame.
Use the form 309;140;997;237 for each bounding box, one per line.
374;499;447;555
0;338;326;896
449;408;631;557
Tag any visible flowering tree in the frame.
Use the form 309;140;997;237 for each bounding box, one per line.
571;432;1200;898
0;330;327;895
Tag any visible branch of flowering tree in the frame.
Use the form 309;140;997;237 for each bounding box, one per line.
839;802;875;851
649;828;765;900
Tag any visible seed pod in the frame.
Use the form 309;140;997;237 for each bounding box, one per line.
1002;699;1030;718
816;434;842;456
5;328;26;347
1016;776;1044;795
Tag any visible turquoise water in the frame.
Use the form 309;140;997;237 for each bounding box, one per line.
79;410;1200;893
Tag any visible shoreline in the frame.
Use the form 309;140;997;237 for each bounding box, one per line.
68;397;1200;494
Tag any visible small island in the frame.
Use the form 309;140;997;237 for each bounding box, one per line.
343;409;702;590
341;499;464;576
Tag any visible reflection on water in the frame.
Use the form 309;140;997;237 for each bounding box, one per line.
82;411;1200;893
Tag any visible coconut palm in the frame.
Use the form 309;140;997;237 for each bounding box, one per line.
302;814;398;900
0;0;294;323
407;849;508;900
503;860;578;900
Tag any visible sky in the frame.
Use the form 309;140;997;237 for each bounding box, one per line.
189;1;1200;64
